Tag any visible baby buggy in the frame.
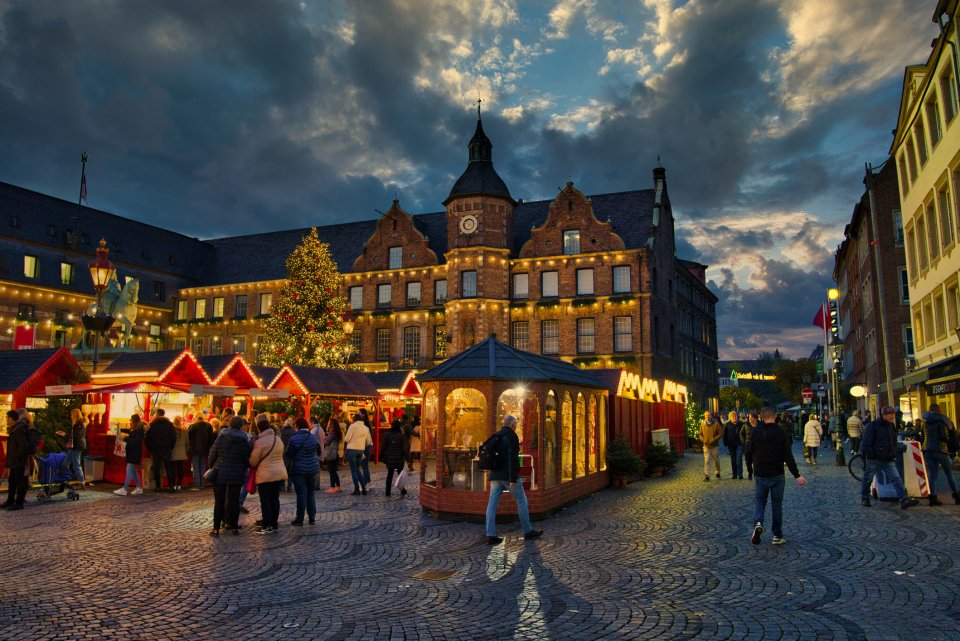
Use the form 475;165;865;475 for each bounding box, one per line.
35;452;81;502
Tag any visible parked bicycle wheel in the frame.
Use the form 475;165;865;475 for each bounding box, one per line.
848;453;865;481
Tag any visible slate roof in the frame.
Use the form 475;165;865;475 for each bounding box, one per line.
0;347;88;392
251;366;281;386
197;354;237;380
278;365;379;397
102;349;189;375
446;118;513;204
418;336;605;388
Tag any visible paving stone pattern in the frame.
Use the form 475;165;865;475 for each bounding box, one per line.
1;445;958;641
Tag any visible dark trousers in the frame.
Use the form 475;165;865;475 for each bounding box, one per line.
744;452;754;478
152;454;175;489
291;472;317;522
173;460;187;487
6;466;27;507
385;465;403;496
258;480;283;529
326;459;340;488
212;483;241;530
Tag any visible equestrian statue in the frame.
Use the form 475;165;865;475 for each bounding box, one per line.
78;276;140;349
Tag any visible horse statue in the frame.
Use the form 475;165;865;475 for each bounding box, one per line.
80;276;140;349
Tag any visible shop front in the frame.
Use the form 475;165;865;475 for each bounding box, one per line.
366;370;422;453
417;336;609;521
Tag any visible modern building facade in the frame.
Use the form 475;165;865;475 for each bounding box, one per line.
892;0;960;420
0;117;719;408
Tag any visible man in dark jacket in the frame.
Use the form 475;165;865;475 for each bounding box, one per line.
722;411;744;480
485;415;543;545
919;404;959;506
739;412;758;480
860;406;919;509
145;408;176;492
187;416;215;490
746;407;807;545
3;410;30;510
284;417;321;525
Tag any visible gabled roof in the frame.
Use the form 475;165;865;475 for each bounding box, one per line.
365;370;421;396
268;365;379;398
99;349;211;384
197;354;237;381
418;336;605;388
0;347;89;394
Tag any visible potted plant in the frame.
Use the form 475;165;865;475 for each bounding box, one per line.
607;439;645;487
644;442;680;477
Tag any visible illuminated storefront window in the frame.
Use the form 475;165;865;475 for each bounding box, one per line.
443;388;486;489
497;387;540;489
562;391;573;481
576;393;586;477
588;395;597;474
422;389;438;486
544;390;558;487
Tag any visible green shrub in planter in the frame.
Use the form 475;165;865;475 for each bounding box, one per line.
607;439;645;478
645;442;680;468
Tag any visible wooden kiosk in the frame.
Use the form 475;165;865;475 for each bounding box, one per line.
417;337;609;521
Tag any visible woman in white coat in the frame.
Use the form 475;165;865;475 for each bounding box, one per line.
803;415;824;465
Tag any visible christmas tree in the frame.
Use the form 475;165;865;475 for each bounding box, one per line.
260;228;352;368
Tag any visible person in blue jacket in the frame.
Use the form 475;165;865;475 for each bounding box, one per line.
284;417;321;525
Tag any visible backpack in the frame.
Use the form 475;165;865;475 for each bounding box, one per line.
477;432;505;471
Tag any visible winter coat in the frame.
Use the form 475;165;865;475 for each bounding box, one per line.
380;430;409;469
803;420;823;447
746;422;801;478
323;429;341;462
344;420;372;451
920;411;950;453
171;426;188;461
861;418;899;462
187;421;214;457
739;421;755;450
846;415;863;438
489;427;522;483
284;429;321;475
5;419;31;469
250;428;287;483
280;424;296;448
124;426;145;465
207;427;251;485
145;417;176;456
67;420;87;451
722;420;743;449
699;419;722;448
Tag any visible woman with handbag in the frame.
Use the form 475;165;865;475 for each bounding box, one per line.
114;415;145;496
64;408;88;487
323;415;343;494
207;416;252;536
380;419;410;497
249;413;287;535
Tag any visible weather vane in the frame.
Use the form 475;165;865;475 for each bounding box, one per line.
476;94;482;117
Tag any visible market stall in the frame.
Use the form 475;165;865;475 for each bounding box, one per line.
0;347;90;469
199;354;283;416
366;370;422;453
595;369;688;457
417;336;609;521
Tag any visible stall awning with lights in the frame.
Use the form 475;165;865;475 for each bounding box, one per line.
268;365;379;398
0;347;90;408
366;370;422;400
199;354;264;392
418;336;605;388
94;349;212;386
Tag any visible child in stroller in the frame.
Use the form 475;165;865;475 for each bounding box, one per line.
35;451;82;502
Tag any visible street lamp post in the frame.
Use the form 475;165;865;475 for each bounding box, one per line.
81;240;117;374
829;335;845;466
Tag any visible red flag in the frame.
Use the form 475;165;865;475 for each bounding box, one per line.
813;305;828;329
80;171;87;202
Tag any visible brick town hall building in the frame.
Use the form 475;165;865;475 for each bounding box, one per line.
0;117;719;407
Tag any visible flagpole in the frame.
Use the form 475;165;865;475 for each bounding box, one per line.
78;152;88;206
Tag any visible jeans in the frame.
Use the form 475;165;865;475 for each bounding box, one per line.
924;450;959;494
703;446;720;476
239;468;250;505
860;459;908;501
347;450;366;490
151;454;175;490
362;445;372;484
173;460;187;487
753;475;785;537
257;480;283;529
385;465;403;496
192;455;207;488
807;446;818;462
123;463;142;490
326;459;340;488
850;436;861;454
728;445;743;478
212;483;241;530
743;449;753;478
291;472;317;522
485;480;533;537
65;449;85;483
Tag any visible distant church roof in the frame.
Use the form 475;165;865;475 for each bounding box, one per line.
444;117;513;205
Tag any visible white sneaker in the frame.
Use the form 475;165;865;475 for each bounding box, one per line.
131;488;143;495
113;488;127;496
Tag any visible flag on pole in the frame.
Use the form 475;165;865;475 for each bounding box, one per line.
80;171;87;202
813;305;828;329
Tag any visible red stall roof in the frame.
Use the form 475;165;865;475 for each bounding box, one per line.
0;347;89;402
93;349;211;386
268;365;379;399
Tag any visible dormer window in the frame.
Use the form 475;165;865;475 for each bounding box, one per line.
389;246;402;270
563;230;580;255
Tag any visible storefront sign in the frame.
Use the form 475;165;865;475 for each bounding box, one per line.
730;371;776;381
44;385;74;396
189;384;237;396
926;380;959;396
616;371;688;404
248;388;290;399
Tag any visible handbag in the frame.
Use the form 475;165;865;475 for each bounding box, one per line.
203;466;218;482
246;467;258;494
113;436;127;458
394;467;408;490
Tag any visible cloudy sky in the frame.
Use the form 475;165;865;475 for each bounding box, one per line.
0;0;939;359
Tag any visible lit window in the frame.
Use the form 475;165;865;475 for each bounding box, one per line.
23;255;38;279
577;318;595;353
614;317;632;352
541;271;558;297
234;336;246;354
434;326;446;358
512;273;529;299
259;293;272;315
563;230;580;255
512;321;529;351
212;297;224;319
60;262;73;285
462;271;477;298
195;299;207;319
612;266;631;293
541;320;559;355
378;284;392;307
177;300;188;321
576;269;594;295
389;247;402;270
350;286;363;310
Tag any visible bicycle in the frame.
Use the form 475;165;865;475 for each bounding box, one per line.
848;451;865;481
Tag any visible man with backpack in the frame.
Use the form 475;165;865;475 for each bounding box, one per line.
860;406;919;509
919;404;960;506
484;415;543;545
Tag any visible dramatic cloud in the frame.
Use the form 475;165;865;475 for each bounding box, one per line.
0;0;940;358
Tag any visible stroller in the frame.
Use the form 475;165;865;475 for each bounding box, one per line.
34;452;82;502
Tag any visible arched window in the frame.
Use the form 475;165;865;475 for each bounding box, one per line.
544;390;558;487
576;393;586;477
562;391;573;481
422;389;438;486
588;395;597;474
497;387;540;489
443;387;486;489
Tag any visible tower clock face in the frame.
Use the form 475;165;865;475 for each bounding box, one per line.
459;214;479;234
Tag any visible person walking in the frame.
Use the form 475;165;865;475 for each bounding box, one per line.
803;414;823;465
746;406;807;545
208;416;252;536
359;409;373;489
739;412;757;480
249;414;286;534
860;406;920;509
285;417;321;526
919;404;960;506
344;413;372;495
722;411;744;479
322;414;342;494
64;408;87;487
144;408;176;492
2;410;30;511
280;417;297;492
380;419;410;497
171;416;189;491
114;415;146;495
187;414;215;490
699;411;723;482
403;415;421;472
309;414;327;490
485;415;543;545
847;410;863;454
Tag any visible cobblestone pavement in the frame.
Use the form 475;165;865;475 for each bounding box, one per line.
1;445;959;641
